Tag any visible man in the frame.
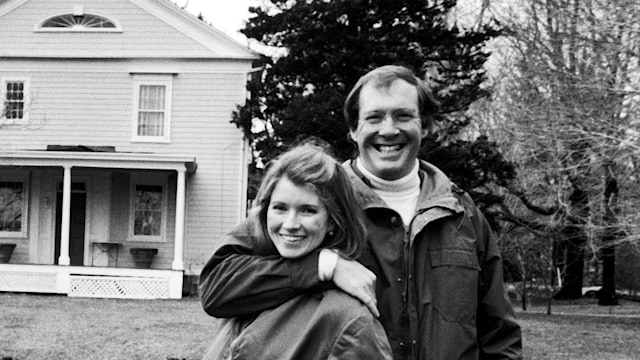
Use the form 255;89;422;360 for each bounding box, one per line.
200;65;522;359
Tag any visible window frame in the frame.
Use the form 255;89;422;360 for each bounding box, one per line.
1;77;30;125
129;174;168;243
0;175;29;239
131;75;172;143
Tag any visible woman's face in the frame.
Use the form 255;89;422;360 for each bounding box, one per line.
266;176;334;259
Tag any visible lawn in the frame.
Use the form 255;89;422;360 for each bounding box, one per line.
1;293;639;359
0;293;219;360
516;300;640;360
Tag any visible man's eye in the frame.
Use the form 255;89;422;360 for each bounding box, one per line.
365;114;383;123
396;112;416;121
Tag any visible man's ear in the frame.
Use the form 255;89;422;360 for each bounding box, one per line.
349;130;358;143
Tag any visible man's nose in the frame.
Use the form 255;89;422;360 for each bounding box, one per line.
378;114;399;136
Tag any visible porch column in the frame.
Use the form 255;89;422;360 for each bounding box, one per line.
172;169;186;270
58;165;72;266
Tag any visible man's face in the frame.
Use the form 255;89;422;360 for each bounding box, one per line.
350;79;427;180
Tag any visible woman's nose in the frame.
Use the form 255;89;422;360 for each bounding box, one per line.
282;211;301;229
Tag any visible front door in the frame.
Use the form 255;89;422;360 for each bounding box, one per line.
54;183;87;266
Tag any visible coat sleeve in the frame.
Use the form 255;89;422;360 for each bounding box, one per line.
199;215;326;318
470;202;523;360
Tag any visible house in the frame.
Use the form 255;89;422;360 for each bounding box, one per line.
0;0;259;299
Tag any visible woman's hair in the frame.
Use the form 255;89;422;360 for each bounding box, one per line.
343;65;440;134
254;141;366;259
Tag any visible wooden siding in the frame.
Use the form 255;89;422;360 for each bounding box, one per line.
0;0;257;274
0;0;246;58
1;61;251;272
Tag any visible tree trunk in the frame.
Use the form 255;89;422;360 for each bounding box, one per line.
553;225;586;299
554;185;589;300
599;242;617;305
598;169;619;306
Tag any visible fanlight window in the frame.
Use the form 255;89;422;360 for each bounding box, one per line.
41;14;117;30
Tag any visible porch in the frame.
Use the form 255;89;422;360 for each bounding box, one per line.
0;147;197;299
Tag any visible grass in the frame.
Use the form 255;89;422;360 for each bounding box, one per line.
0;293;220;360
1;293;639;359
515;299;640;360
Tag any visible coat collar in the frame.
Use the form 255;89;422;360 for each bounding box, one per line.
343;159;465;215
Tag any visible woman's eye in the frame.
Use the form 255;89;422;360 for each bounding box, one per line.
300;207;318;215
271;204;287;212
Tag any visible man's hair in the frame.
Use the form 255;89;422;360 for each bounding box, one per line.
343;65;440;133
255;142;366;258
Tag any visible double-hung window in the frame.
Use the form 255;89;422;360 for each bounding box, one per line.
0;177;28;238
132;75;172;142
2;77;29;124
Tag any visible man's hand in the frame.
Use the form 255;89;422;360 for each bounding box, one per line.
333;256;379;317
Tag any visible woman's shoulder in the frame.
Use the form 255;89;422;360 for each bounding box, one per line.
317;289;376;321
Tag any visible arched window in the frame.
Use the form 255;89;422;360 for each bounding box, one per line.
37;11;120;32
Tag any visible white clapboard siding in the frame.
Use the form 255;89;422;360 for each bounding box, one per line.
0;0;258;275
0;0;254;59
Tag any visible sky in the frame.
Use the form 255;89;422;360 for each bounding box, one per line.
174;0;255;43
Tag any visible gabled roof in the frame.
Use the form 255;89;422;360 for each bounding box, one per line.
0;0;260;60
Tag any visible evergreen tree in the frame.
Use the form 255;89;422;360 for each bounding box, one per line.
234;0;514;221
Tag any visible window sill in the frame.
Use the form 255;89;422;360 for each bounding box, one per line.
130;137;171;144
0;233;28;239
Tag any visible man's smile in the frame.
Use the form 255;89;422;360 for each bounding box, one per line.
374;144;404;153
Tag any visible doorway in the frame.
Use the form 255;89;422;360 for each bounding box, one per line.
54;182;87;266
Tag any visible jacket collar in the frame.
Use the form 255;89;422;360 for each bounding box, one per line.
344;159;464;215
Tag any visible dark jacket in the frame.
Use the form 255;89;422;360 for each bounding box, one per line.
200;160;522;360
228;289;393;360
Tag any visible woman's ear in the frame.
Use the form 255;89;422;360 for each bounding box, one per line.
327;221;336;236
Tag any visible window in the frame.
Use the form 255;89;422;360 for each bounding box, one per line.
2;78;29;123
132;76;172;142
0;179;28;237
42;14;116;29
130;178;167;242
36;8;121;32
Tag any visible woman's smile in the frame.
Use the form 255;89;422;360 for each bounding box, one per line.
266;176;334;259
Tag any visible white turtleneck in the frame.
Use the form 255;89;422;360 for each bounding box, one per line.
356;158;420;226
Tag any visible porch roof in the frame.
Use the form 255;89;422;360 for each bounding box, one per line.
0;150;197;174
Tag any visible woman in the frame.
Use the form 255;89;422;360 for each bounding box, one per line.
202;142;392;360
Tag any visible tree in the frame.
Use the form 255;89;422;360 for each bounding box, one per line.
232;0;515;222
478;0;640;303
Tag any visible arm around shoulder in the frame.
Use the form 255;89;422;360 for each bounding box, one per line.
199;217;324;318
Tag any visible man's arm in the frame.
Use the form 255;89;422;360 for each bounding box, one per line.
332;256;379;317
200;213;379;318
199;216;323;318
471;205;523;359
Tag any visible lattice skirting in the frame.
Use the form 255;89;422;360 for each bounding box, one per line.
0;271;58;293
70;275;170;299
0;265;182;299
